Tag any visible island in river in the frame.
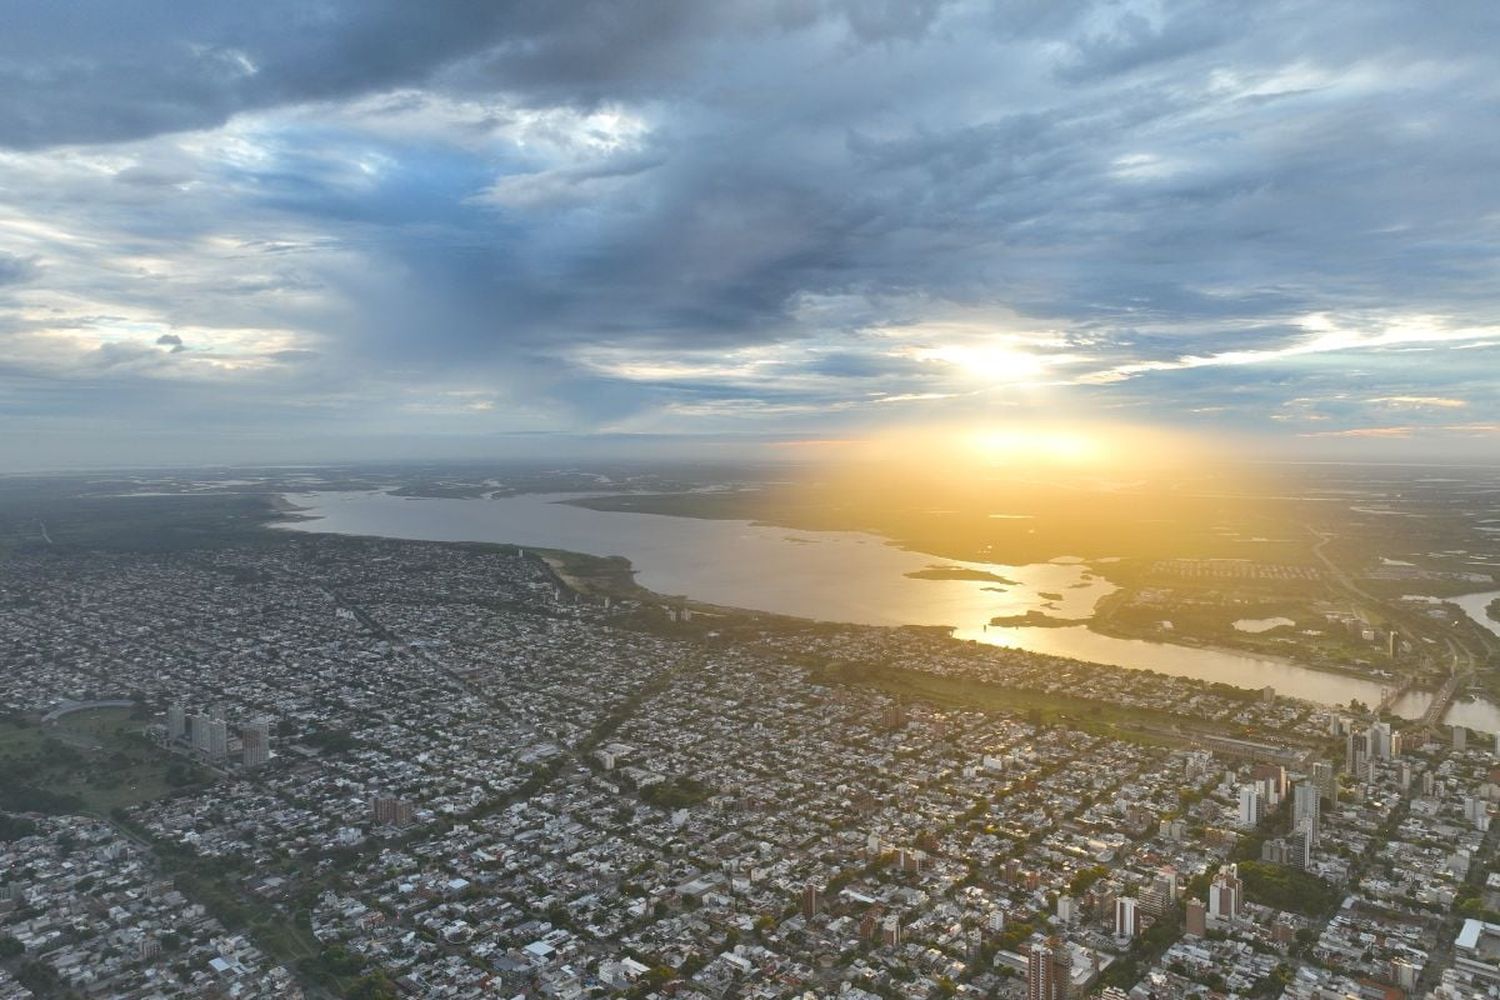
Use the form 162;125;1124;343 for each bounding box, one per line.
990;611;1090;628
906;566;1019;584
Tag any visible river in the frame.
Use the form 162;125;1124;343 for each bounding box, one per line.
1452;589;1500;640
275;490;1492;726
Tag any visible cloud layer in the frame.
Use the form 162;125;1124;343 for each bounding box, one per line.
2;0;1498;466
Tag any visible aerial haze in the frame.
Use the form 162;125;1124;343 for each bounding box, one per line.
4;5;1500;1000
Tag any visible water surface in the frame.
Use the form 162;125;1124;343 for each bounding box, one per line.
277;491;1456;721
1452;590;1500;640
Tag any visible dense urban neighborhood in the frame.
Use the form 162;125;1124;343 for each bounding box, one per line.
2;535;1499;999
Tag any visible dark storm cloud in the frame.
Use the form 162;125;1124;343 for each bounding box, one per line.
0;0;509;148
0;1;956;149
2;0;1499;465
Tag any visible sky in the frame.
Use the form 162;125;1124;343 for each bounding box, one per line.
1;0;1498;469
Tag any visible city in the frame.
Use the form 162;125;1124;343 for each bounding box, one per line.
3;524;1498;998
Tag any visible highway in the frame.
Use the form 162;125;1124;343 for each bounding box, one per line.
1307;525;1486;731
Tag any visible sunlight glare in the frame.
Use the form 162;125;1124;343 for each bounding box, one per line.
964;427;1102;465
912;344;1047;383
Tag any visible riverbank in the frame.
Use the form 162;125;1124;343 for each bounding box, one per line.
267;493;317;522
1085;617;1418;686
267;489;1472;722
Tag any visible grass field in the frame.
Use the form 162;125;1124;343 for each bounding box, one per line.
0;708;179;816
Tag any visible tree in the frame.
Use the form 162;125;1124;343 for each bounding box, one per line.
348;971;399;1000
0;814;38;842
17;961;62;996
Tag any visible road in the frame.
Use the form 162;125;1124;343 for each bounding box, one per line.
1307;525;1482;729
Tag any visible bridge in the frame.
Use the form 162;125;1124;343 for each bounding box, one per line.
1422;671;1467;730
1375;680;1413;716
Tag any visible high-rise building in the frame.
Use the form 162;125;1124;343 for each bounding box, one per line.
1454;726;1468;751
1237;784;1263;828
206;717;228;760
1114;897;1139;939
1267;829;1314;871
190;712;211;755
371;795;415;828
1464;797;1492;831
1056;893;1074;926
1209;864;1243;922
1159;867;1178;901
1312;760;1337;803
1293;780;1320;846
1139;882;1168;918
880;914;901;947
1346;728;1367;775
1027;942;1053;1000
1368;722;1393;761
166;704;187;742
1185;898;1207;937
241;720;270;768
1140;869;1176;917
1251;763;1287;802
1290;826;1313;870
1138;868;1176;918
1050;939;1071;1000
801;883;822;920
1026;939;1070;1000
